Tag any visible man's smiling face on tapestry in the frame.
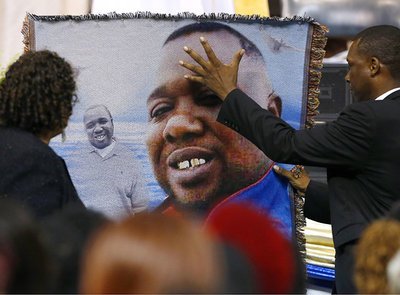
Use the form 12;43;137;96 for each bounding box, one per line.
146;24;282;207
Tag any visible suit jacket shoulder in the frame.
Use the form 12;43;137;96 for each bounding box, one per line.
217;89;376;167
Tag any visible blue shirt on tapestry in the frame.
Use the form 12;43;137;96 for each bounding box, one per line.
162;166;293;238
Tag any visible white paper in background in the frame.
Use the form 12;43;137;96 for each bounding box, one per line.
0;0;89;68
91;0;235;14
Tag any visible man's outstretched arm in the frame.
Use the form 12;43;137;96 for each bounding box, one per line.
180;37;374;168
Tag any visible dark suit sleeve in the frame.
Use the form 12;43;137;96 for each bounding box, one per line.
217;89;376;167
304;180;330;224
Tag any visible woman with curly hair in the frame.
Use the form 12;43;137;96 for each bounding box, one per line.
0;50;84;218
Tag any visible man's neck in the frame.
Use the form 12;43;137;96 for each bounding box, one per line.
371;78;400;100
96;138;116;158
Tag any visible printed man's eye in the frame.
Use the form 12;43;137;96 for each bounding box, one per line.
86;123;94;129
151;104;173;119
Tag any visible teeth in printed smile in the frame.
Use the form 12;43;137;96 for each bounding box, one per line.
178;158;206;170
95;134;105;140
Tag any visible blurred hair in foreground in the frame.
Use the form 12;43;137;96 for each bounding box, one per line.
41;206;108;293
204;202;305;294
0;198;49;293
80;212;224;293
355;218;400;294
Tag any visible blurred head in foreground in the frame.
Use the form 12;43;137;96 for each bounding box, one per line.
355;218;400;294
41;206;108;293
204;202;304;293
80;213;224;293
0;198;49;293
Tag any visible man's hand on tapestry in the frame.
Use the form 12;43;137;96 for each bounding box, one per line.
179;36;244;100
273;165;310;197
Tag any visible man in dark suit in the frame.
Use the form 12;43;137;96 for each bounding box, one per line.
180;25;400;293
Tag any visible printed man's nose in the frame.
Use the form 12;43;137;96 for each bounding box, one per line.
163;114;203;142
94;125;102;132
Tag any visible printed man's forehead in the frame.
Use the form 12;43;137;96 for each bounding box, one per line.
157;33;267;83
163;30;247;62
151;29;273;108
84;107;111;121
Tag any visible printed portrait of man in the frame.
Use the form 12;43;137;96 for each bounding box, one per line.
146;22;292;235
68;104;150;220
28;15;312;237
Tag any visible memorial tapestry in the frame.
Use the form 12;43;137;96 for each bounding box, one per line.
23;12;327;245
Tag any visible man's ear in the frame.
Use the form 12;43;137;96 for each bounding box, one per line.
267;92;282;118
370;57;381;77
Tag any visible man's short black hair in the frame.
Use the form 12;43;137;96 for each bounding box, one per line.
355;25;400;80
164;22;264;60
